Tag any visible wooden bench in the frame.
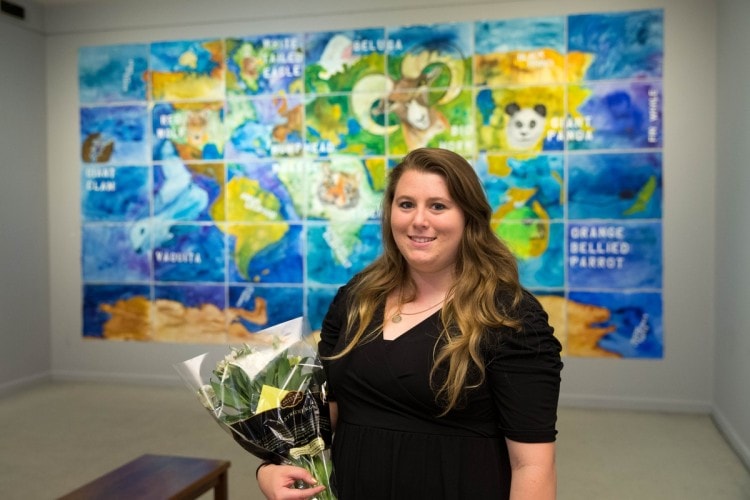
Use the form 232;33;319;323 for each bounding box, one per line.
58;454;230;500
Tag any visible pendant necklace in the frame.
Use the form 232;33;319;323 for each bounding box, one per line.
391;297;446;323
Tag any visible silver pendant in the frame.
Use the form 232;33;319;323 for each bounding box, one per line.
391;314;402;323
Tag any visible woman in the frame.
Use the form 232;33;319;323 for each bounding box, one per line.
258;148;562;499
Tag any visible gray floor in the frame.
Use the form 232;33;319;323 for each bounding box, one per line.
0;381;748;499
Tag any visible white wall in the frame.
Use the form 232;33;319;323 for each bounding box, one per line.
41;0;720;412
714;0;750;469
0;5;51;393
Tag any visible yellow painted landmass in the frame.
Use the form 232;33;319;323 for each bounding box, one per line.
536;295;620;358
98;296;269;343
474;49;594;86
210;177;289;281
151;72;224;101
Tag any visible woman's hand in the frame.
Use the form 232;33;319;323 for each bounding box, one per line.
257;463;327;500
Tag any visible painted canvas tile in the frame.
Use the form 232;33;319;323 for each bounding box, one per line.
569;153;662;219
152;284;227;343
152;101;224;161
83;284;152;339
387;22;472;85
81;165;150;222
152;223;226;283
304;156;384;223
568;9;663;82
387;88;474;156
225;94;304;159
226;33;304;96
384;23;472;154
307;222;382;285
79;44;149;103
224;160;303;222
227;285;304;335
306;93;387;156
474;17;566;86
81;223;151;282
150;39;224;101
225;222;304;284
480;151;566;287
567;81;662;150
476;85;565;154
567;290;663;358
80;105;149;165
124;160;221;255
567;221;662;289
305;28;387;94
477;153;564;221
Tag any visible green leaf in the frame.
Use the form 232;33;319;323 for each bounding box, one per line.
277;357;293;389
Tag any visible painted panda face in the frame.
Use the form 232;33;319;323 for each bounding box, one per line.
505;105;547;150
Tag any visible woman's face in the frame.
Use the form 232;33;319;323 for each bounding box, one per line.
390;169;465;275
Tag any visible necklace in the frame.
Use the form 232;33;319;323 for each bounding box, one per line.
391;297;446;323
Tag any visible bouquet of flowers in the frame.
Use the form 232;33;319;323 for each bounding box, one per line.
174;317;335;498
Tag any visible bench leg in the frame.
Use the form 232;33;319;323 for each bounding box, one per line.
214;469;228;500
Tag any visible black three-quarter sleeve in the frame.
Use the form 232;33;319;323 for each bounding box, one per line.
318;285;350;402
318;285;347;360
485;291;563;443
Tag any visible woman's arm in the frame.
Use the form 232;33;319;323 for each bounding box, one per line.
486;292;562;499
328;401;338;431
506;440;557;500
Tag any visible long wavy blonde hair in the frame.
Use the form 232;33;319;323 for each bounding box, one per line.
329;148;523;413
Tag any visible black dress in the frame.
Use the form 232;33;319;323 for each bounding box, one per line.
318;285;562;500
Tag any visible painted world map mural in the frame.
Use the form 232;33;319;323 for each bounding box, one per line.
78;9;664;358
